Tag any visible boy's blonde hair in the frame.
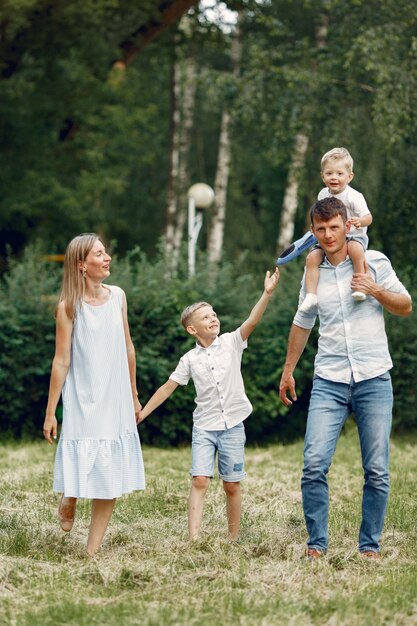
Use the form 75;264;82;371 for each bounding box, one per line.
321;147;353;173
180;302;211;329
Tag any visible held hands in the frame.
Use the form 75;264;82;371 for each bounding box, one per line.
264;267;280;295
133;396;142;424
137;410;147;424
43;415;58;445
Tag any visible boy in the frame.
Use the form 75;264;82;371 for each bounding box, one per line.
299;147;372;313
138;268;279;541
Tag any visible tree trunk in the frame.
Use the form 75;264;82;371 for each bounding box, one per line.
276;13;329;253
165;60;182;259
207;20;241;264
171;54;197;269
119;0;199;67
276;133;309;253
207;110;231;263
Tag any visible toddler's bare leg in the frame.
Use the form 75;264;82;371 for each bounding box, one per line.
86;498;116;556
223;481;241;540
298;248;324;313
188;476;210;540
348;240;367;301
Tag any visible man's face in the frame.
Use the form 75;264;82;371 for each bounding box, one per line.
321;159;353;195
311;214;350;257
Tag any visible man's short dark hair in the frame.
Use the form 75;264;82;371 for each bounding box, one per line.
310;196;348;225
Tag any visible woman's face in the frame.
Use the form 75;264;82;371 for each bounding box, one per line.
83;239;111;281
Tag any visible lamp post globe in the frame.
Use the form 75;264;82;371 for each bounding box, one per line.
188;183;215;209
188;183;215;276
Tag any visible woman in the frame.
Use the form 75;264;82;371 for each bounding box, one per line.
43;233;145;555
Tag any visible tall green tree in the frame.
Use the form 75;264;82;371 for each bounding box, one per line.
0;0;198;263
0;0;416;271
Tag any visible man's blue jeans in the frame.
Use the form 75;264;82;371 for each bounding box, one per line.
301;373;393;553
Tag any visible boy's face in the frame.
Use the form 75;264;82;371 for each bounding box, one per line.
186;305;220;343
321;159;353;195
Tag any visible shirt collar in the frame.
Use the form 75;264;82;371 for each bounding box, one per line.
195;335;221;351
322;255;351;268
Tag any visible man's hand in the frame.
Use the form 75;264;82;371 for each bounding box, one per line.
351;260;376;296
352;260;412;316
279;372;297;406
264;267;280;295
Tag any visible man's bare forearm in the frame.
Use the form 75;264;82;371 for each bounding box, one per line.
282;324;311;376
370;287;412;317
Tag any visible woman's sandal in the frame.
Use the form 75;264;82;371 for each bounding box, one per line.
58;494;77;532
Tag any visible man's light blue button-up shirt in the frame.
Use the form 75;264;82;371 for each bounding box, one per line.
293;250;410;383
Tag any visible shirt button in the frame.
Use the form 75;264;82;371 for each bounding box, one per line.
217;382;220;385
211;367;214;370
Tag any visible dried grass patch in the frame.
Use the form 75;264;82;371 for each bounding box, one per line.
0;434;416;625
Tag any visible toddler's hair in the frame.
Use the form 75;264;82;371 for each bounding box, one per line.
180;301;212;329
321;147;353;173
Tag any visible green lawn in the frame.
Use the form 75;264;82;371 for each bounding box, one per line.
1;427;417;625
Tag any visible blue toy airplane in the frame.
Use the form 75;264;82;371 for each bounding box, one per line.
276;231;317;266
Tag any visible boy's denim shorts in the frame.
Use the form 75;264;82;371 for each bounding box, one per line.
190;422;246;482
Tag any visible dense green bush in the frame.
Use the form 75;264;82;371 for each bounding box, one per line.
384;266;417;433
0;244;415;444
108;246;316;445
0;243;61;437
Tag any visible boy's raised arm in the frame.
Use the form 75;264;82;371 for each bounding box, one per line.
240;268;280;342
137;379;179;423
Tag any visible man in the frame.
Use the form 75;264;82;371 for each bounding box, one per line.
279;196;412;559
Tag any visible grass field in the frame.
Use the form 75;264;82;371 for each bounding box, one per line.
1;426;417;626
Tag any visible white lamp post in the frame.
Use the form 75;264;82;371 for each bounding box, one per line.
188;183;215;276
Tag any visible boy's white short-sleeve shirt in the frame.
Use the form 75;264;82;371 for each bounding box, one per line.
318;185;371;236
169;328;253;431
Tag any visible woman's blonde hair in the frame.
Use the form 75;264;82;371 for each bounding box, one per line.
57;233;101;319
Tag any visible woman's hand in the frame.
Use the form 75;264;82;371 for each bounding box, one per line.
133;396;142;424
43;415;58;444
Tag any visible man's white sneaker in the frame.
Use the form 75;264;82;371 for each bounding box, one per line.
352;291;367;302
298;293;318;313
